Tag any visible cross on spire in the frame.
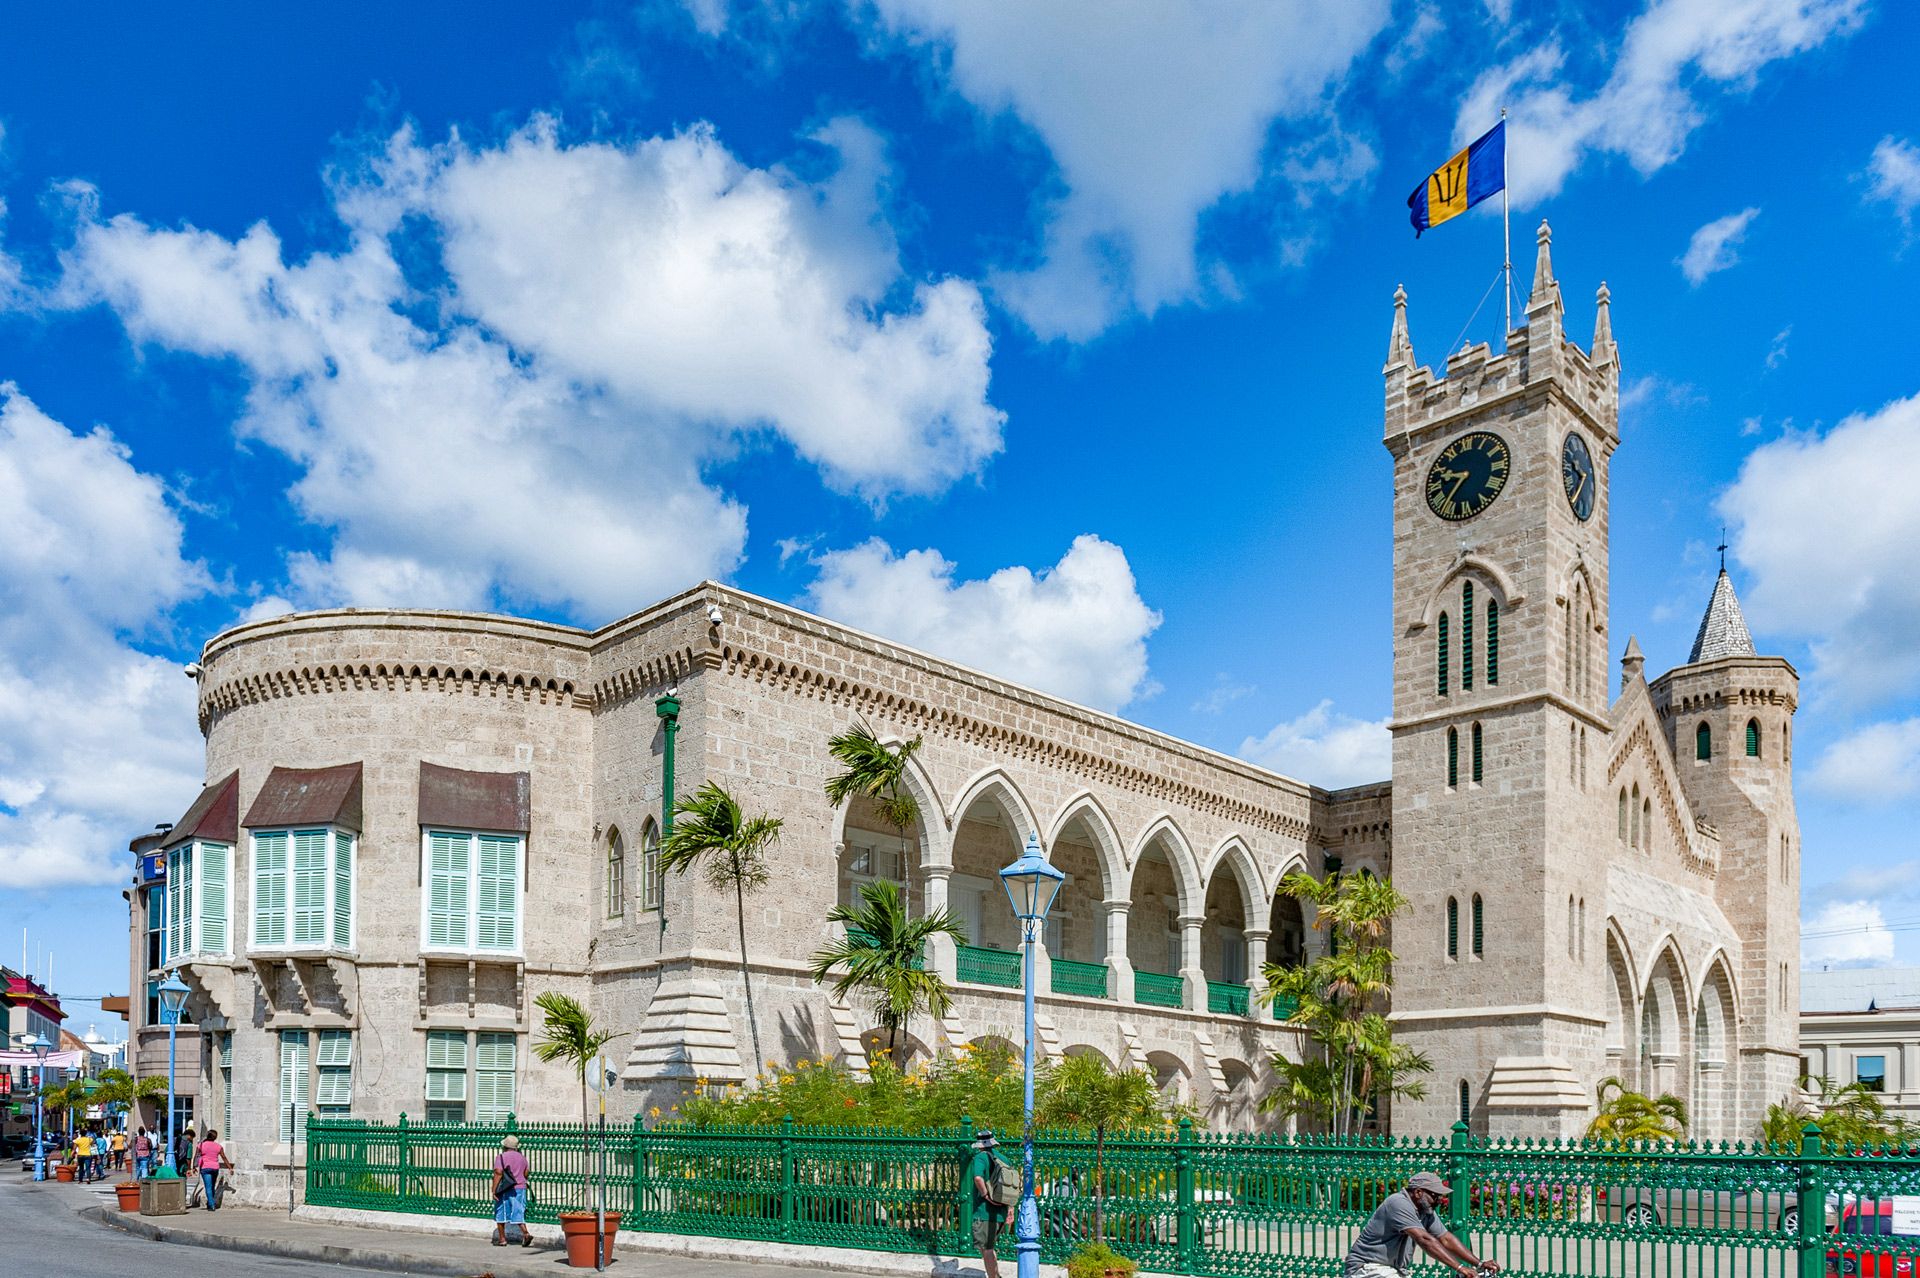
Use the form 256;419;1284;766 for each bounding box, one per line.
1717;526;1728;572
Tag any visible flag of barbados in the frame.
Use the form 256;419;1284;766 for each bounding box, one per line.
1407;120;1505;237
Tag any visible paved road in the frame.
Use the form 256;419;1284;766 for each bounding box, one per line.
1;1173;360;1278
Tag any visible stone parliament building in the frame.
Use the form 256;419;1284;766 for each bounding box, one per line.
137;225;1801;1201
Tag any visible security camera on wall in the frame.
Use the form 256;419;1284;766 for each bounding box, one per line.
705;604;724;625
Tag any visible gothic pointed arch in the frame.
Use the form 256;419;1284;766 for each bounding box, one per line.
1201;836;1266;923
1127;815;1204;916
1408;555;1526;633
946;767;1041;843
1043;792;1127;900
832;740;951;872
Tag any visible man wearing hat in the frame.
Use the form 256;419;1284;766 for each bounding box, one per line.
1343;1173;1497;1277
965;1130;1009;1278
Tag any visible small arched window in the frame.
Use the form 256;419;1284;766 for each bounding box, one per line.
606;828;626;919
1630;784;1642;848
640;819;663;912
1486;600;1499;685
1447;727;1459;788
1471;894;1484;957
1618;789;1629;842
1462;582;1475;691
1447;897;1459;959
1458;1079;1471;1125
1746;719;1761;758
1471;722;1484;783
1642;798;1652;850
1568;896;1577;959
1438;613;1450;696
1696;721;1712;761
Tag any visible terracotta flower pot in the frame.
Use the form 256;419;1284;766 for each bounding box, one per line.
115;1182;143;1211
558;1211;621;1268
54;1164;76;1182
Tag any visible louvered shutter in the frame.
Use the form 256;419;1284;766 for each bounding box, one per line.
474;1033;516;1122
475;835;519;952
425;1030;468;1099
279;1030;311;1143
167;847;187;958
292;830;328;945
427;833;470;949
253;832;288;947
332;833;354;949
315;1030;353;1112
200;843;229;955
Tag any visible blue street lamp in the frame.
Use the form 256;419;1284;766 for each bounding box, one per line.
157;974;190;1177
21;1033;51;1182
998;831;1065;1278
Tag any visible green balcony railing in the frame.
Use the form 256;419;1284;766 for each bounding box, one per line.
1134;969;1184;1009
843;925;923;970
1048;957;1108;1000
1270;993;1300;1021
1206;980;1250;1017
955;944;1020;988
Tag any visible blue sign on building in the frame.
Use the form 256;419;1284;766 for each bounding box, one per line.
138;851;166;885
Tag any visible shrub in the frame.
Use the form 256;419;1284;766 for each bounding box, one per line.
1065;1241;1138;1278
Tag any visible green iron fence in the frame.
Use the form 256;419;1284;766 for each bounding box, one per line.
1206;980;1251;1017
1050;957;1109;1000
956;944;1022;988
1135;969;1185;1008
308;1116;1910;1276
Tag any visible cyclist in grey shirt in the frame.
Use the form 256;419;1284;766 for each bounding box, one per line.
1344;1173;1498;1277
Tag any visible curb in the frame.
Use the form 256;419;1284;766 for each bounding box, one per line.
81;1204;491;1277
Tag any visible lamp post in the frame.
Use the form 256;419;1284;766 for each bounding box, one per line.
998;831;1065;1278
157;974;190;1176
22;1033;50;1182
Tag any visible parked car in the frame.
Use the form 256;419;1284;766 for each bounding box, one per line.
1596;1180;1803;1232
1828;1200;1920;1276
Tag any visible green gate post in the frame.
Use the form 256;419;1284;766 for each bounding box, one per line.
1175;1116;1197;1274
396;1113;412;1211
780;1114;796;1240
631;1113;647;1226
1797;1121;1825;1278
1447;1121;1472;1237
958;1116;975;1256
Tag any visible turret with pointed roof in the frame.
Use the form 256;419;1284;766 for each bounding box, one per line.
1688;569;1757;664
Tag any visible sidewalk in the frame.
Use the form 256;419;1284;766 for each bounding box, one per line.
74;1182;1004;1278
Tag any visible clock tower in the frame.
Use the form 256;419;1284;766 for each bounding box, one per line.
1382;223;1621;1137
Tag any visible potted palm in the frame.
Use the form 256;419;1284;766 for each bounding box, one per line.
532;991;620;1268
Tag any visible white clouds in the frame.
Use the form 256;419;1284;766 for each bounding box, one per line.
1766;325;1792;370
1721;391;1920;705
1865;135;1920;226
858;1;1389;338
1802;899;1896;969
1192;677;1255;716
1238;700;1390;789
803;534;1161;713
59;117;1003;619
0;386;208;888
1809;718;1920;801
1678;206;1760;284
1461;0;1866;205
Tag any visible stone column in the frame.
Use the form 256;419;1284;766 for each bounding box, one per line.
1242;927;1270;1017
1103;899;1134;1004
922;864;957;982
1178;914;1207;1012
1029;920;1053;997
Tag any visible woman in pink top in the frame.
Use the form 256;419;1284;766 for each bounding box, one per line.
196;1128;235;1211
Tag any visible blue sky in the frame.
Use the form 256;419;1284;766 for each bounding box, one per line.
3;0;1918;1007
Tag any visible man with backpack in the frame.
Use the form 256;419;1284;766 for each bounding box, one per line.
967;1129;1019;1278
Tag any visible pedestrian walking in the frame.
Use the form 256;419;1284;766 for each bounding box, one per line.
490;1134;532;1247
1342;1172;1498;1278
195;1129;234;1211
966;1129;1013;1278
111;1127;128;1172
174;1125;195;1175
132;1127;155;1180
73;1130;96;1183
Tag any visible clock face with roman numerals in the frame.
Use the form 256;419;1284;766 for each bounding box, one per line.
1424;431;1511;521
1562;431;1595;521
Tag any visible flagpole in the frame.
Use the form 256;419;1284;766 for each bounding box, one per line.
1501;106;1511;343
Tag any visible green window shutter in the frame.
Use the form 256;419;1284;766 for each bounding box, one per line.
1437;613;1450;696
316;1028;353;1068
333;833;354;949
1746;719;1761;757
167;847;187;959
292;830;328;945
1471;895;1484;956
1696;722;1711;761
476;835;520;952
253;831;288;947
279;1030;311;1143
1447;898;1458;958
475;1033;516;1123
1461;582;1474;690
1447;728;1459;788
1459;1080;1471;1124
200;843;229;955
427;833;471;949
315;1030;353;1112
1472;723;1484;783
1486;600;1499;685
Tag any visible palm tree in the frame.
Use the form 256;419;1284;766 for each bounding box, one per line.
1037;1053;1165;1242
1586;1076;1688;1143
810;879;968;1062
824;720;924;899
660;782;782;1072
532;991;618;1208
